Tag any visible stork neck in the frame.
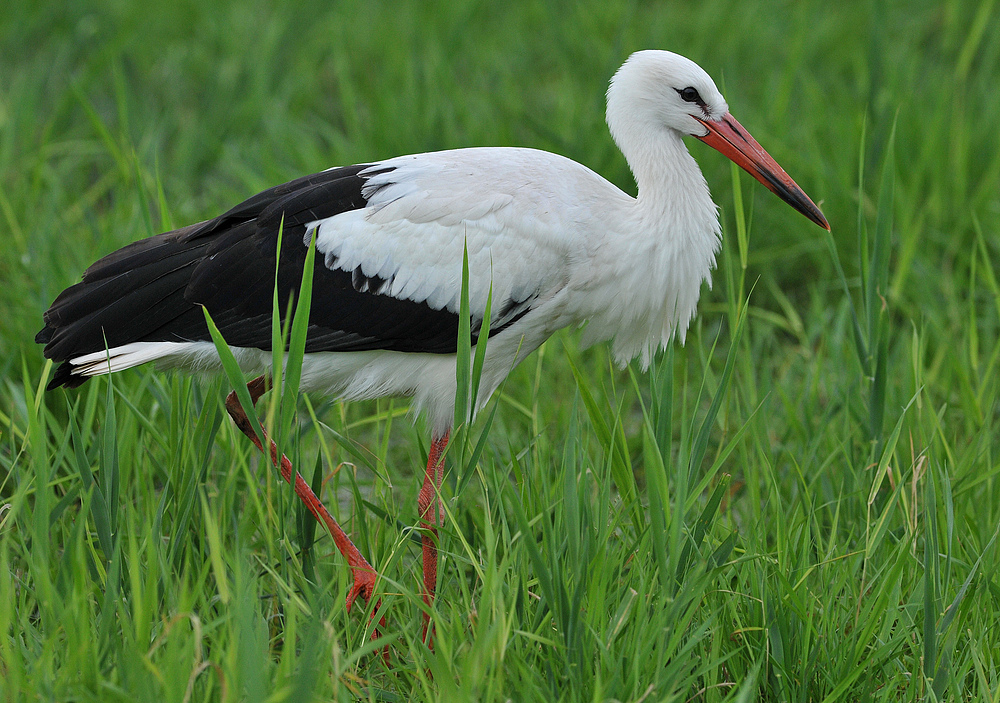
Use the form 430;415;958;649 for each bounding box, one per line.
578;122;721;365
622;128;711;226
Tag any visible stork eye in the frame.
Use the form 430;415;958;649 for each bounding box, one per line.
677;87;703;104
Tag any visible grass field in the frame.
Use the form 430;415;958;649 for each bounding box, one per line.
3;0;1000;700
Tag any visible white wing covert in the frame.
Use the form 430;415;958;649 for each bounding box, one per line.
308;147;589;331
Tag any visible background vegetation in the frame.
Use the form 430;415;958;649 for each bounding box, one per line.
2;0;999;700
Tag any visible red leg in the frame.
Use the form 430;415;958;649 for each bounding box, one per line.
416;431;449;647
225;375;387;655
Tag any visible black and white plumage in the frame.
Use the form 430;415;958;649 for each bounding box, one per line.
37;51;828;641
38;52;827;434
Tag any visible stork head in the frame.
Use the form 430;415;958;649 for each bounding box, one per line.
607;50;829;230
608;50;730;135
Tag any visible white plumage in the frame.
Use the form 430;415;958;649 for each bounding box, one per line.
39;51;828;643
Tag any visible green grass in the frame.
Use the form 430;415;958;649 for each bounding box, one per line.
3;0;1000;700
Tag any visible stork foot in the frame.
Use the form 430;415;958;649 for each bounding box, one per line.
225;375;390;663
345;568;389;664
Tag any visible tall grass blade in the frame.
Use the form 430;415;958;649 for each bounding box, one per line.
564;351;636;520
276;222;319;538
68;407;113;560
729;160;749;272
688;297;747;482
202;307;264;444
470;280;492;415
857;114;870;315
866;389;919;507
199;491;231;604
282;224;317;434
100;368;120;560
168;389;224;567
270;219;287;415
457;258;493;495
675;475;731;583
643;424;670;584
824;227;869;374
505;479;555;621
453;239;472;439
691;397;764;505
922;470;939;686
455;390;501;499
867;119;896;444
650;344;674;460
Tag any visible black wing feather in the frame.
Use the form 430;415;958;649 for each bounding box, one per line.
37;164;489;389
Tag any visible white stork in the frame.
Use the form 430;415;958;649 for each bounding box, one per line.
37;50;829;647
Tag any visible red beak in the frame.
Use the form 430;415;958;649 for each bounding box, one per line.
695;113;830;230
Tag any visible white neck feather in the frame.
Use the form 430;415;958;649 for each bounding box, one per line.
580;80;721;366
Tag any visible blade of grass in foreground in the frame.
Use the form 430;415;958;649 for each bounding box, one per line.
203;308;264;444
453;240;473;439
269;219;290;438
280;225;317;451
280;225;318;547
100;357;120;558
454;244;497;496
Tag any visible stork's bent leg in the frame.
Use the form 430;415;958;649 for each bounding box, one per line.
225;375;387;650
416;432;449;646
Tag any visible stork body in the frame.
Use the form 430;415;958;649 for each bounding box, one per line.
41;143;719;434
37;51;828;648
